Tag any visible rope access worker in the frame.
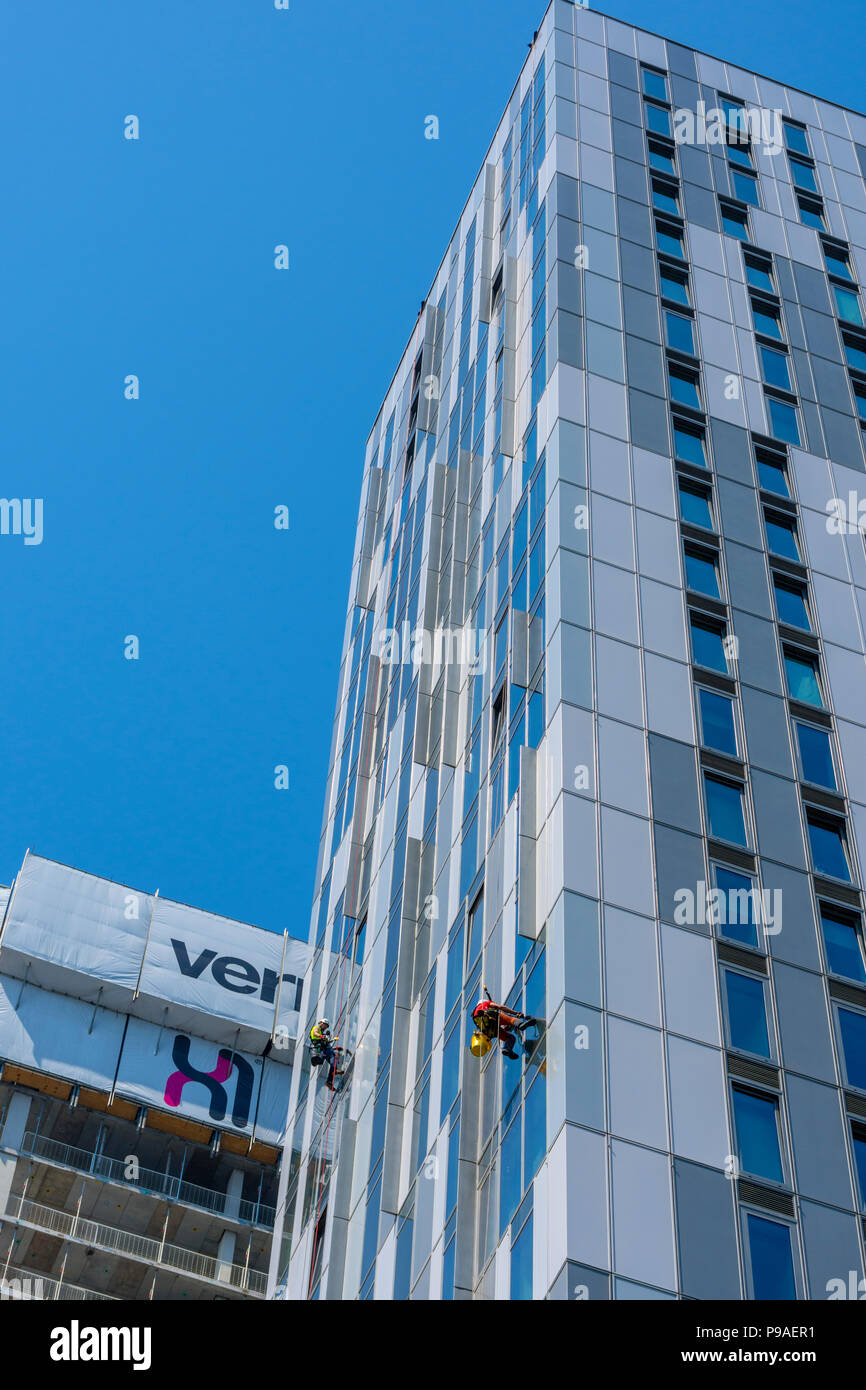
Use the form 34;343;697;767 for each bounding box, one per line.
471;987;531;1059
309;1017;340;1090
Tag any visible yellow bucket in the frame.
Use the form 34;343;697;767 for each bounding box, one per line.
470;1031;492;1058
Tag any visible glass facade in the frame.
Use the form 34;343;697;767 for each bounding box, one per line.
271;3;866;1301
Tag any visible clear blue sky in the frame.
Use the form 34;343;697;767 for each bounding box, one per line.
0;0;862;937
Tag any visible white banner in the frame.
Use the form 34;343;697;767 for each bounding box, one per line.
0;974;124;1092
138;898;307;1035
114;1017;265;1134
254;1059;295;1145
1;855;150;992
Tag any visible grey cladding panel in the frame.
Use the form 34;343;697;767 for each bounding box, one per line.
674;1160;741;1300
649;734;701;834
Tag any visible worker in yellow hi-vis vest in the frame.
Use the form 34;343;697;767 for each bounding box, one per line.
309;1018;341;1090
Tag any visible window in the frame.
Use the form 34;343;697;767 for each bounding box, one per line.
732;169;760;206
745;255;774;293
751;300;783;340
442;1231;456;1300
645;101;671;137
784;651;823;706
854;381;866;421
467;890;484;965
443;1119;460;1224
460;809;479;900
712;864;759;947
507;722;523;801
834;285;863;326
528;532;543;605
732;1085;784;1182
764;511;800;561
642;67;668;102
698;687;737;755
656;221;685;259
648;140;676;176
513;499;528;568
684;545;720;598
843;334;866;372
668;363;701;409
806;811;851;881
727;140;753;169
789;155;818;194
759;345;791;391
797;193;825;229
652;180;680;216
822;241;854;283
704;773;748;846
678;480;713;529
852;1124;866;1210
690;614;729;672
720;97;747;140
659;265;690;305
524;952;545;1025
773;576;810;630
393;1209;414;1299
673;419;707;466
495;616;508;676
720;202;749;239
755;446;789;496
510;1211;533;1300
746;1214;797;1300
497;541;509;606
665;310;695;354
724;970;771;1058
839;1007;866;1090
783;121;810;157
820;906;866;982
766;396;800;445
440;1018;461;1123
361;1167;383;1279
445;923;464;1019
795;721;835;788
498;1111;522;1239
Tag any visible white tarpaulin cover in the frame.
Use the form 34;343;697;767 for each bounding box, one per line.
254;1058;295;1146
0;855;151;997
0;974;124;1091
137;898;306;1037
114;1017;265;1135
0;854;311;1045
0;856;311;1141
0;974;292;1142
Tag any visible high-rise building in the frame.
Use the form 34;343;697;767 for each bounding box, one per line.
0;853;306;1302
270;2;866;1301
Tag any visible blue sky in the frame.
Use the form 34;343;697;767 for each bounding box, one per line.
0;0;862;937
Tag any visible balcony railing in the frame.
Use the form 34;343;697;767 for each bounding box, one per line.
19;1131;275;1228
6;1195;267;1296
0;1264;116;1302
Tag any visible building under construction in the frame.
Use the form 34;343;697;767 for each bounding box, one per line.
0;853;306;1301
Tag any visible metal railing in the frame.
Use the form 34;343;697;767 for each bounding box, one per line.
6;1195;267;1296
20;1131;275;1228
0;1264;117;1302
